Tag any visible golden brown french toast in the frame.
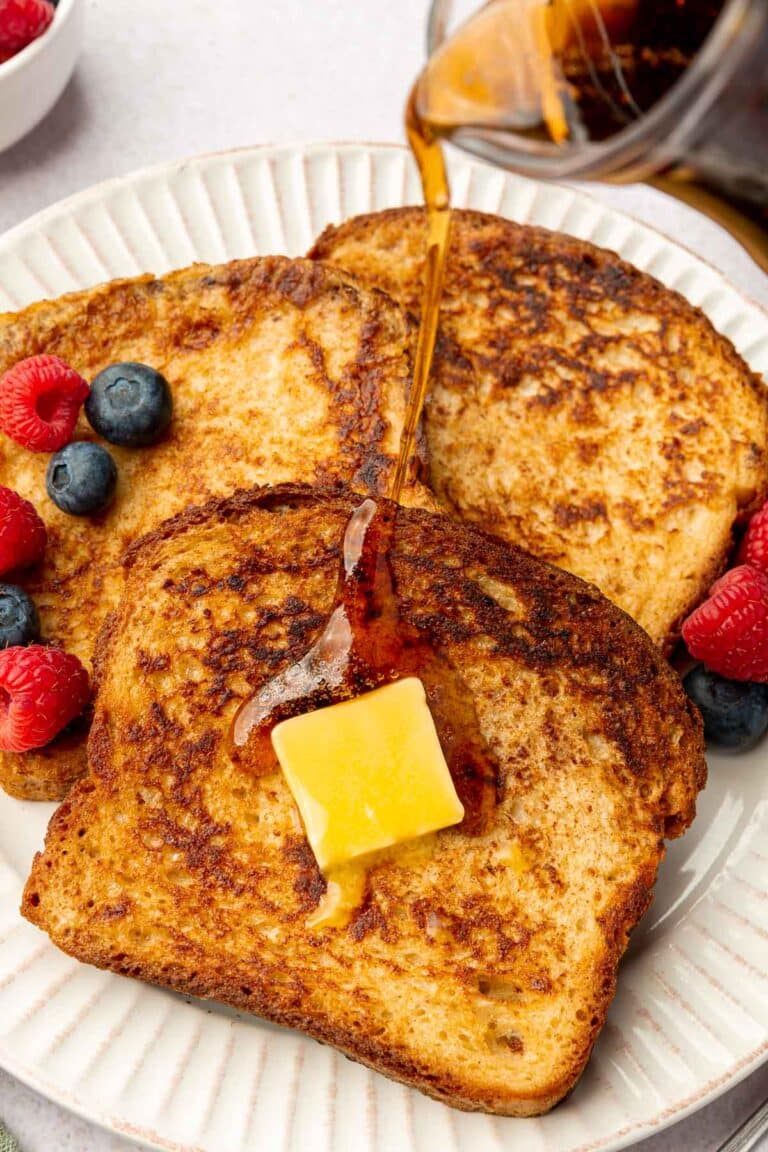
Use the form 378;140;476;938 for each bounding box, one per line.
23;483;705;1116
310;208;768;651
0;257;432;801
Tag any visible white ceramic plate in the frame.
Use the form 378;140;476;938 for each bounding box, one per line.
0;143;766;1152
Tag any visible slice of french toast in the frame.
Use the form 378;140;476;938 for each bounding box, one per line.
0;257;432;801
23;483;705;1116
310;208;768;652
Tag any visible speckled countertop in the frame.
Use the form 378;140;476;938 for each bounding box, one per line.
0;1;766;1149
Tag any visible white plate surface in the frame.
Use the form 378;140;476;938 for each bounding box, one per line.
0;142;766;1152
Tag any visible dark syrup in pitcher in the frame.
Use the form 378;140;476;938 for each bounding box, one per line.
417;0;725;147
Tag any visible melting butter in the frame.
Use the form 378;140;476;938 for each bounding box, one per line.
498;839;530;875
308;862;368;930
272;678;464;874
307;833;441;932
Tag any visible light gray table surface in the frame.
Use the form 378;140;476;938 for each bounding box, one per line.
1;2;767;1149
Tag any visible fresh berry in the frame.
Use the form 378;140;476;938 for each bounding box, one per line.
737;500;768;571
0;584;38;648
683;664;768;751
46;441;117;517
86;362;172;447
0;355;88;452
0;644;89;751
682;564;768;681
0;486;46;573
0;0;54;56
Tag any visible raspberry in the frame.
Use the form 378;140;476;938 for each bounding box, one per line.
0;644;89;751
0;486;46;573
0;0;54;55
682;564;768;682
0;355;89;452
737;499;768;571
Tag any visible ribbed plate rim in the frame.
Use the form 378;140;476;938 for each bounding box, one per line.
0;140;766;1152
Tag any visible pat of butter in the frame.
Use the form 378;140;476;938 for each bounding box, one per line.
271;677;464;872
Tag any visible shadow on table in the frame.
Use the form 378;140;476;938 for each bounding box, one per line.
0;74;88;184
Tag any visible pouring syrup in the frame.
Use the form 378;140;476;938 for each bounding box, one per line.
230;0;757;923
232;0;728;795
234;0;711;913
230;85;497;913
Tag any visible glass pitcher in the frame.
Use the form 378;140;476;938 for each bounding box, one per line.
424;0;768;262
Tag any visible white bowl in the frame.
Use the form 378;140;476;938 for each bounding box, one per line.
0;0;83;153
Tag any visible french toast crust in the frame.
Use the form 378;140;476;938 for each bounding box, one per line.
24;482;705;1116
310;208;768;654
0;735;86;800
23;795;659;1115
0;258;433;801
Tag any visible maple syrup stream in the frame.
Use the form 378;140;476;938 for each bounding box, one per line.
231;87;497;839
228;0;739;924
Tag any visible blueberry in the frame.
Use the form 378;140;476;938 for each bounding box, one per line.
85;362;172;447
683;664;768;752
0;585;39;649
46;442;117;517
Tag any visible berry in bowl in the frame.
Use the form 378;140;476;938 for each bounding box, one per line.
0;0;83;152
